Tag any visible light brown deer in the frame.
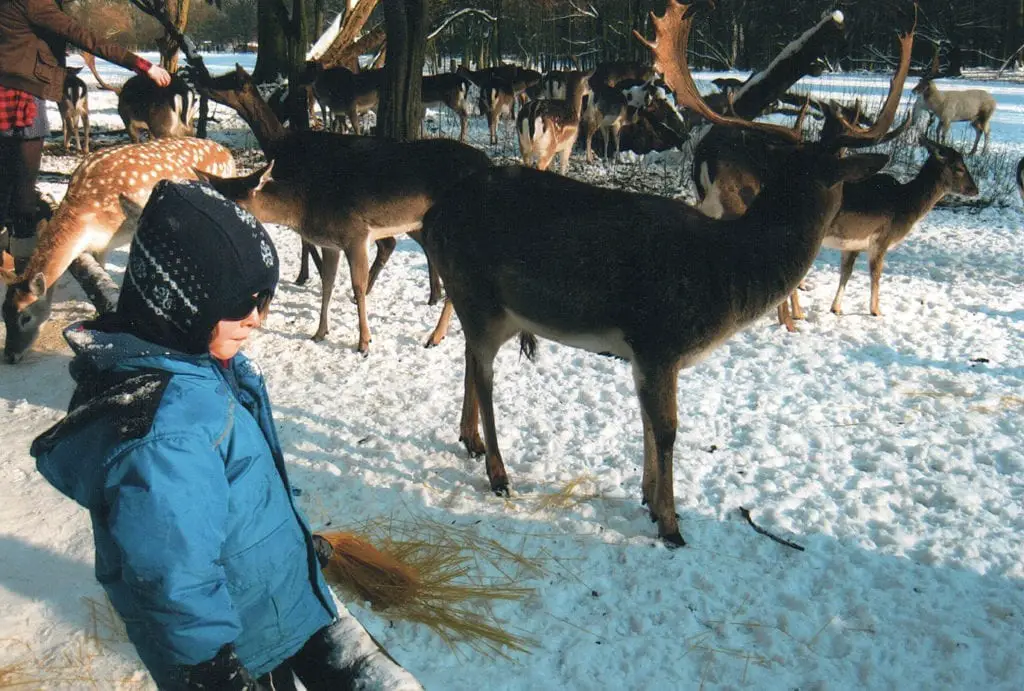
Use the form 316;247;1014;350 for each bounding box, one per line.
516;70;593;173
195;66;491;354
911;77;996;155
1;138;235;364
312;65;383;134
421;72;471;142
420;0;910;546
582;78;647;163
826;136;979;317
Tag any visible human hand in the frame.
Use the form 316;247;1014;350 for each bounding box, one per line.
148;65;172;87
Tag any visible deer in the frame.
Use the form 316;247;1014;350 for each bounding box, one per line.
312;65;383;134
910;77;996;155
118;73;197;142
457;64;540;145
516;70;593;174
583;78;647;163
1;138;235;364
420;72;471;142
825;135;978;317
1017;156;1024;203
418;0;910;546
59;67;89;154
590;60;656;89
194;65;492;354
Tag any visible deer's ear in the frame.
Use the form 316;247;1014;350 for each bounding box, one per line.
0;267;16;285
193;167;216;184
28;272;46;297
119;194;145;225
254;161;275;191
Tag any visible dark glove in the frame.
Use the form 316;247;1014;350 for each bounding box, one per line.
180;643;255;690
312;533;334;569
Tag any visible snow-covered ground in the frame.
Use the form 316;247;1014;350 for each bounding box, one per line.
1;55;1022;690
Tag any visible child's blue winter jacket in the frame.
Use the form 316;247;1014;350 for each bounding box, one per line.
32;324;336;684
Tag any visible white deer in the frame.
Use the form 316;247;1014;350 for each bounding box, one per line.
2;138;235;363
911;77;996;155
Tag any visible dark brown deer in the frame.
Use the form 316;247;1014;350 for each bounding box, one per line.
421;72;472;142
195;66;491;354
59;67;89;154
118;73;196;142
311;65;383;134
582;78;646;162
826;136;978;317
457;64;540;145
419;0;909;546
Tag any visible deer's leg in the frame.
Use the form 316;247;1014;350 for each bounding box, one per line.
830;250;859;315
585;127;597;163
777;301;797;333
82;110;90;154
970;124;982;155
425;297;454;347
790;289;804;321
488;112;498;146
458;342;485;457
612;123;622;160
602;125;611;161
297;241;323;285
868;247;887;317
312;247;341;343
365;237;396;297
465;325;518;496
345;239;374;354
407;230;443;305
537;149;556;172
633;359;684;547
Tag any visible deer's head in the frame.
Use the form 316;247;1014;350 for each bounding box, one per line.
2;272;51;364
195;162;292;225
921;136;979;197
200;64;260;113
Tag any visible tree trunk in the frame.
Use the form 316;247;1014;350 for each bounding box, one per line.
254;0;293;83
378;0;426;142
158;0;191;72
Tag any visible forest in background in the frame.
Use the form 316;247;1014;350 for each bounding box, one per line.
64;0;1024;76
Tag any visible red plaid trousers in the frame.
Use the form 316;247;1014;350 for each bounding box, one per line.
0;86;38;131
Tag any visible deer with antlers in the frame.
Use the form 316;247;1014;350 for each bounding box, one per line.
419;0;911;546
2;138;235;364
194;65;491;354
517;70;593;173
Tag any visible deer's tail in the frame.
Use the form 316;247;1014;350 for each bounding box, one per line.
519;332;538;361
81;52;122;94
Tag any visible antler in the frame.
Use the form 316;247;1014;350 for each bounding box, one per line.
634;0;800;144
826;25;914;148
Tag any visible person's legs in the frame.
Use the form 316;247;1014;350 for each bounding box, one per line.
254;664;300;691
2;138;45;273
290;615;422;691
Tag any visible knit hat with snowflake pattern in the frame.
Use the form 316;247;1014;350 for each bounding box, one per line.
116;180;279;355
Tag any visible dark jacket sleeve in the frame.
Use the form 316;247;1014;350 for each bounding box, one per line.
21;0;150;73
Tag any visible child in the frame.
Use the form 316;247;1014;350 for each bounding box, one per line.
31;181;422;690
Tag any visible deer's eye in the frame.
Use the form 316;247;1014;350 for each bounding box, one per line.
17;313;32;329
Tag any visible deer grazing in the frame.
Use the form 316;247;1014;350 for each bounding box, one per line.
911;77;996;155
421;72;472;142
420;0;909;546
59;67;89;154
195;65;491;354
119;73;196;142
517;70;593;173
311;65;383;134
826;136;978;317
1;138;235;364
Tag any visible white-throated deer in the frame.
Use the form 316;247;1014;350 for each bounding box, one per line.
825;135;978;317
517;70;593;173
59;67;89;154
196;65;491;354
1;138;235;363
421;72;471;142
911;77;995;155
420;0;909;546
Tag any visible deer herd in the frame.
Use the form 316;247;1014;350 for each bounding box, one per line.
2;1;1013;545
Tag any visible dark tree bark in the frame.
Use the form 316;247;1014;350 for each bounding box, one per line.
253;0;291;83
379;0;426;142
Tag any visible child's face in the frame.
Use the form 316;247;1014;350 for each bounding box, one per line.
208;307;262;360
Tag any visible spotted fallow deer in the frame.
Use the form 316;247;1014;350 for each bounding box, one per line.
910;78;996;155
194;65;491;355
826;136;978;317
516;70;593;174
420;0;910;546
1;138;235;363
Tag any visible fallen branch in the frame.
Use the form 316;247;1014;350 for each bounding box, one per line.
738;507;805;552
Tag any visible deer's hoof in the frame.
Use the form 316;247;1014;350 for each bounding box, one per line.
660;531;686;549
491;481;510;498
310;332;327;343
459;435;486;458
830;306;842;316
870;309;882;317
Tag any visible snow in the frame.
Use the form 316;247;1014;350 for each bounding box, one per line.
2;55;1023;690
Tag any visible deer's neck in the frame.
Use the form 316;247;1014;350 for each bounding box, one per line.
901;158;949;221
249;181;307;228
23;210;93;290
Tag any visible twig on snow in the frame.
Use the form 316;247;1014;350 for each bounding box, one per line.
738;507;805;552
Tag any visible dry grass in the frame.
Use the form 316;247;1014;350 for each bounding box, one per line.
321;515;544;658
529;475;599;513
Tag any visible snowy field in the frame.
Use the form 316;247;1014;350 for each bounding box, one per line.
1;54;1022;689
